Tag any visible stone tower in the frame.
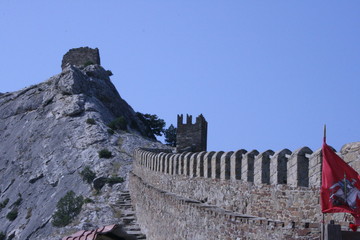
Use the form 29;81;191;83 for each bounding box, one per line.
176;114;207;153
61;47;100;70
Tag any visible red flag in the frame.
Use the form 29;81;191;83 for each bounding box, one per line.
321;141;360;224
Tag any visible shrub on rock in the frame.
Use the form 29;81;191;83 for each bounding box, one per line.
98;149;112;159
52;191;83;227
80;166;96;184
6;209;18;221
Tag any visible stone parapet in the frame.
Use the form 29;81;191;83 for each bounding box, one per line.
132;145;360;239
134;146;324;188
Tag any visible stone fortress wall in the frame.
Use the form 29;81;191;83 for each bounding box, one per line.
59;48;359;239
129;144;360;240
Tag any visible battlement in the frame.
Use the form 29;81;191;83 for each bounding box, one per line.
130;145;360;239
134;146;321;188
130;146;339;239
177;114;207;126
176;114;207;153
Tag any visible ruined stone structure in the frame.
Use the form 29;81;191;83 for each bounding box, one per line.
61;47;101;70
176;114;207;153
129;145;360;239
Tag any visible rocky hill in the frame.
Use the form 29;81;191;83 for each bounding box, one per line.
0;48;168;240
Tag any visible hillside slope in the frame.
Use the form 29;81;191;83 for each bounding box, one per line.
0;55;167;239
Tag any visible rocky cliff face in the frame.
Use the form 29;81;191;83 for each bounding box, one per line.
0;50;167;240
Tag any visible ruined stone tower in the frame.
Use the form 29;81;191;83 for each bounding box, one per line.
176;114;207;153
61;47;100;70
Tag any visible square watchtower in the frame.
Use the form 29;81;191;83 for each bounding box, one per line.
61;47;100;70
176;114;207;153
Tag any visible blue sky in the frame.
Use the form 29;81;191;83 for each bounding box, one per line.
0;1;359;152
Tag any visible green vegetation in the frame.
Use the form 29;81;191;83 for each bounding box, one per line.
86;118;96;125
0;232;5;240
83;61;94;67
107;117;127;131
0;198;9;209
13;194;22;207
84;198;94;204
164;124;177;147
136;112;165;139
107;128;114;135
52;191;84;227
98;149;112;159
79;166;96;184
6;209;18;221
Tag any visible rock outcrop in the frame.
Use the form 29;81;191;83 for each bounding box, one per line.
0;48;168;240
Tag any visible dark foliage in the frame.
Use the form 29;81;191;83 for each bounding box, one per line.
0;232;5;240
6;209;18;221
136;112;165;138
80;166;96;184
164;124;177;147
84;198;94;204
0;198;9;209
52;191;84;227
98;149;112;159
86;118;96;125
13;196;22;207
107;117;127;131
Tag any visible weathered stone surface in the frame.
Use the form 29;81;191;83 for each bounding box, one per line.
0;56;168;239
61;47;100;70
341;142;360;170
130;173;321;240
132;147;360;239
176;114;207;153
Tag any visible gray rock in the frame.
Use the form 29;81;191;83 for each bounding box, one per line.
0;57;169;239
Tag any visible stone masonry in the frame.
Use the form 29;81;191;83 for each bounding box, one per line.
61;47;100;70
176;114;207;153
129;144;360;240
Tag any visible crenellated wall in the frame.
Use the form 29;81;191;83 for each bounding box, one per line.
129;145;360;240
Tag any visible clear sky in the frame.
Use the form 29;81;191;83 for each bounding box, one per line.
0;1;359;153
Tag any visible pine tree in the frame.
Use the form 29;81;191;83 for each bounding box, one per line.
52;191;83;227
164;124;177;147
136;112;165;138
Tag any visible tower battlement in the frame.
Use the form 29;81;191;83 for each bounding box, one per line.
176;114;207;153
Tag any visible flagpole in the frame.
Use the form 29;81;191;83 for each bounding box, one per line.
321;124;326;240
